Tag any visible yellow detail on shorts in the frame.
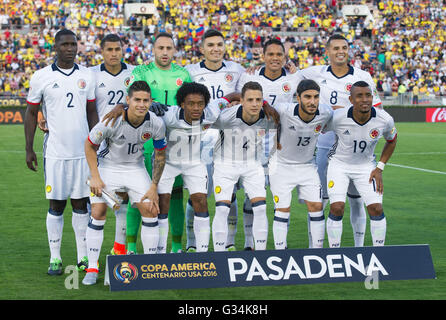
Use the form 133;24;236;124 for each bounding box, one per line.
274;195;279;203
90;192;95;197
46;185;52;193
215;186;221;194
328;180;334;188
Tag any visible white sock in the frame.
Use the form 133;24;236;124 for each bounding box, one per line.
86;218;105;270
47;209;64;261
273;210;289;250
309;211;325;248
157;213;169;253
194;212;210;252
212;202;230;251
370;213;386;246
348;195;367;247
252;200;268;250
243;197;254;249
72;209;89;263
113;204;127;247
141;217;159;254
226;197;238;247
326;213;343;248
185;199;196;249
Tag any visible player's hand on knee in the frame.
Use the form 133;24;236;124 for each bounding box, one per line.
102;103;126;127
38;118;49;133
369;168;383;194
141;185;160;213
89;176;105;197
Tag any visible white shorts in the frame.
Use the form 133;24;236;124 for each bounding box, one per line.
89;166;152;208
213;162;265;201
327;159;382;206
44;158;90;200
158;162;208;195
269;162;322;208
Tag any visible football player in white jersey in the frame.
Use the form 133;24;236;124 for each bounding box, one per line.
90;34;135;256
324;81;397;248
298;34;382;248
184;29;246;252
24;29;98;275
211;81;277;251
269;80;332;249
83;81;167;285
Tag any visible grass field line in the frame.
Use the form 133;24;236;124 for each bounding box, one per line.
388;163;446;175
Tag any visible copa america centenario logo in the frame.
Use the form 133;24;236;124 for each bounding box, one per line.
113;262;138;284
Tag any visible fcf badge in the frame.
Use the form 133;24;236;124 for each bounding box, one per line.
369;128;380;139
314;124;322;133
78;79;87;89
141;132;151;140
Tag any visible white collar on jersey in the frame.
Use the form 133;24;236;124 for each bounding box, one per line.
199;60;227;72
100;62;127;76
259;66;287;81
326;64;354;79
51;62;79;76
347;106;377;126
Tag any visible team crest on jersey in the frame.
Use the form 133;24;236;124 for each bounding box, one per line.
345;83;353;92
257;129;266;137
124;77;131;87
225;73;233;82
141;132;152;140
203;124;211;130
314;124;322;133
369;128;380;139
282;83;291;93
78;79;87;89
176;78;183;86
95;131;103;140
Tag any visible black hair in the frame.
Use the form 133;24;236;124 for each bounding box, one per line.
128;81;152;97
202;29;224;41
350;81;371;95
326;34;348;48
55;29;76;43
175;82;211;107
241;81;263;98
100;34;122;48
263;38;285;54
297;79;320;96
154;32;174;43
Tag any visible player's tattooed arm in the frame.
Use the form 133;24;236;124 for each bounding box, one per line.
141;148;166;212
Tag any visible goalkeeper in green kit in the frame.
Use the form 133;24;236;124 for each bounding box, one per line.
104;32;191;253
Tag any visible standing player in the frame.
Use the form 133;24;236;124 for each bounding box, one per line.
324;81;397;248
184;29;246;252
211;81;277;251
24;29;98;275
89;34;135;256
105;32;192;254
83;81;167;285
298;34;382;247
269;80;332;249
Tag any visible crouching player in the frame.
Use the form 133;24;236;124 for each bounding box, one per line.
82;81;167;285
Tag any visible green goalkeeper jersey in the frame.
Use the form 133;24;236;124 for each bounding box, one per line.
129;62;192;106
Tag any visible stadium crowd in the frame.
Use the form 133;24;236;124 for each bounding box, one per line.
2;0;446;100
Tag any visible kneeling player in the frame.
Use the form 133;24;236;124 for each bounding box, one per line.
324;81;397;247
82;81;167;285
212;81;277;251
269;80;332;249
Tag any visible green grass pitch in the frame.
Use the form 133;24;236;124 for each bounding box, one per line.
0;122;445;300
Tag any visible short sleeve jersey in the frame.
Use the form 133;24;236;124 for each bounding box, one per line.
236;67;303;106
88;110;167;170
129;62;192;106
89;62;135;119
185;60;245;100
27;63;96;159
298;65;382;149
325;107;397;165
212;105;276;165
274;103;333;165
161;98;226;164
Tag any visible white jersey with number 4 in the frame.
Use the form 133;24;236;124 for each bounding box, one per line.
298;65;382;149
89;62;135;119
325;106;397;165
27;63;96;160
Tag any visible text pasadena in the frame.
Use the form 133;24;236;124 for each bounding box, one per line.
227;253;389;282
